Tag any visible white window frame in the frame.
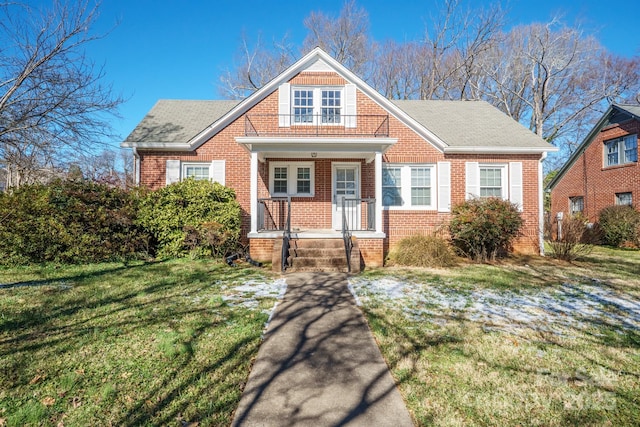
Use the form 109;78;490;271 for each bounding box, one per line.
182;163;211;181
616;192;633;206
291;86;343;126
605;134;638;167
479;165;507;199
269;162;315;197
569;196;584;215
382;164;436;210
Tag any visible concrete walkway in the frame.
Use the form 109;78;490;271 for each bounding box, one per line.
232;272;414;427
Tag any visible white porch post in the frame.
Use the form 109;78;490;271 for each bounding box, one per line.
250;152;258;234
375;151;383;234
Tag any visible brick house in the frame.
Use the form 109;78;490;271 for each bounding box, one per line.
122;47;556;271
547;104;640;224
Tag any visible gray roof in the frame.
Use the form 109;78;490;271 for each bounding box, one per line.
616;104;640;119
125;98;552;151
392;100;551;149
125;100;240;143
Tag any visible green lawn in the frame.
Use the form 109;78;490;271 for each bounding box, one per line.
353;246;640;426
0;260;281;426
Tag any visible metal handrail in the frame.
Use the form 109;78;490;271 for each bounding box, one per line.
245;114;390;137
342;197;353;273
281;197;291;272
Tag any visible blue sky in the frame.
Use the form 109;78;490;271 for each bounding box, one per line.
67;0;640;148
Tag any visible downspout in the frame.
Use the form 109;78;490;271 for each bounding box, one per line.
539;151;547;256
133;147;141;186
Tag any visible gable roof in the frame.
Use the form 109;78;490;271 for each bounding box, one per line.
546;104;640;190
392;100;554;152
123;47;555;155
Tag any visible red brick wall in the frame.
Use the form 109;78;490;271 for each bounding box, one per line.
138;70;545;259
551;119;640;223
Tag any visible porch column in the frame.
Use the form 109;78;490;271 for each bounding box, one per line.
250;152;258;234
375;151;383;234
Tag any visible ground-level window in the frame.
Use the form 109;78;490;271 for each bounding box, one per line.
383;164;435;209
605;134;638;166
616;192;633;206
183;163;210;181
569;196;584;215
269;162;314;197
479;167;504;197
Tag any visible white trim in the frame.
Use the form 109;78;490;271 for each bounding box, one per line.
291;86;344;126
509;161;523;211
210;160;226;185
182;162;212;181
375;152;383;234
250;153;258;234
344;84;357;128
465;162;480;199
332;162;361;230
278;83;291;127
539;152;546;255
382;163;437;210
437;161;451;212
269;161;315;197
444;146;558;154
166;160;181;185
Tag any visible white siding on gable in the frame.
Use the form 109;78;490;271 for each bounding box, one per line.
344;84;357;128
210;160;226;185
166;160;181;185
305;58;333;72
465;162;479;199
278;83;290;127
437;161;451;212
509;161;523;211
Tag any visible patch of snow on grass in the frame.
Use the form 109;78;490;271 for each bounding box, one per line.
349;277;640;335
223;278;287;312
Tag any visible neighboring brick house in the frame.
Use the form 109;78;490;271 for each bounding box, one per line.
547;104;640;224
122;48;556;269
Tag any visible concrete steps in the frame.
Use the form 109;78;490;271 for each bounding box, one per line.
273;238;361;273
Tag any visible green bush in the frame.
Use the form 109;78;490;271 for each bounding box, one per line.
598;205;640;247
136;179;241;258
0;180;148;264
449;197;523;262
387;233;456;268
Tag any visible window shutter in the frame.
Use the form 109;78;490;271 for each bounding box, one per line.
437;162;451;212
344;84;357;128
465;162;479;199
509;162;523;211
278;83;290;127
210;160;226;185
165;160;180;185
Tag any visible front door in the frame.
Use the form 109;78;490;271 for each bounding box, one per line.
332;163;360;230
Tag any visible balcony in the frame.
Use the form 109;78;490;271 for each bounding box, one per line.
245;114;389;138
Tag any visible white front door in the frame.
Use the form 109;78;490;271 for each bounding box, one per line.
332;163;360;230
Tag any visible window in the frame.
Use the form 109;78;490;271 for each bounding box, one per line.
383;165;436;209
269;162;314;196
321;90;341;123
479;167;504;198
605;134;637;166
616;192;633;206
183;163;210;181
411;167;431;206
291;87;343;125
293;90;314;123
569;196;584;215
382;167;402;206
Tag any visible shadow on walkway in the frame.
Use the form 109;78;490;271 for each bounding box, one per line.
232;272;414;426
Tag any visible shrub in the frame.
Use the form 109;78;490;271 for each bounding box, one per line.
598;205;640;247
547;215;594;261
0;180;149;264
449;197;523;262
387;233;456;268
136;179;241;258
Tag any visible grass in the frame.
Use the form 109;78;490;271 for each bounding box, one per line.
358;246;640;426
0;259;279;426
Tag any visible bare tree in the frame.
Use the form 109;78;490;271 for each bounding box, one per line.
0;0;123;188
302;0;374;78
219;31;297;99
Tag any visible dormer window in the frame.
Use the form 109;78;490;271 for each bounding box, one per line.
292;87;343;125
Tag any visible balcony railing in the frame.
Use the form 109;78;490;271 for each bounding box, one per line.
245;114;389;138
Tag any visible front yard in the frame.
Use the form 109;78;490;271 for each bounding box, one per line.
351;246;640;426
1;246;638;426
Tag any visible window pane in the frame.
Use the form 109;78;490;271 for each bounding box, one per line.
296;167;311;194
616;192;633;206
411;187;431;206
184;165;210;181
606;140;619;166
273;167;287;193
570;196;584;214
293;90;314;123
321;90;341;124
382;167;402;206
624;135;638;163
480;168;502;197
411;167;431;206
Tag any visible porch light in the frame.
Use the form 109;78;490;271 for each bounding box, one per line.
311;152;317;158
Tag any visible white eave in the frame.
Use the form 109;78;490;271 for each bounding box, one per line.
236;136;397;162
120;141;192;151
443;145;559;154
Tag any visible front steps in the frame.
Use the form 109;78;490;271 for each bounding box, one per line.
273;237;361;273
